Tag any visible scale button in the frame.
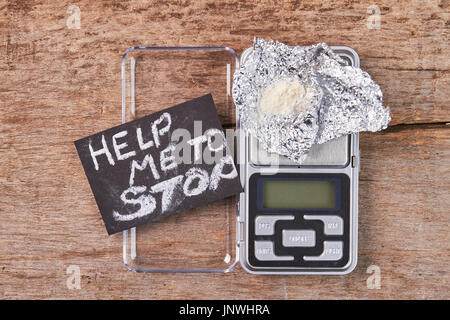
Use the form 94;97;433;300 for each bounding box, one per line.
254;241;294;261
255;215;294;235
282;230;316;247
304;241;343;261
304;215;344;235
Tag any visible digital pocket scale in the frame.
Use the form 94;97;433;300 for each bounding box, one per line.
237;46;360;274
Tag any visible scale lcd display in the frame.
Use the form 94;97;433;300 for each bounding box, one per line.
262;180;335;209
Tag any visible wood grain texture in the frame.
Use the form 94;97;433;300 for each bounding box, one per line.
0;0;448;299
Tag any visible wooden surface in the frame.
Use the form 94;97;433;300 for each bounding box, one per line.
0;0;449;299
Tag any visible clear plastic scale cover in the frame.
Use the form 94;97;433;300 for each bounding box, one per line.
121;47;239;273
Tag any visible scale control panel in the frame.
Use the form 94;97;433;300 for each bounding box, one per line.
247;172;351;270
238;134;359;274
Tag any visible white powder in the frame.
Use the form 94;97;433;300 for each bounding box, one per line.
258;77;311;116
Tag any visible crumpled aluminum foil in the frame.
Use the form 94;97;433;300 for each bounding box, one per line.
233;38;391;163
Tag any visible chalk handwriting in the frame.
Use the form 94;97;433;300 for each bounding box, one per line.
89;134;115;171
112;130;136;161
129;154;161;186
88;112;172;171
112;186;156;221
112;123;237;222
112;156;237;221
75;94;243;234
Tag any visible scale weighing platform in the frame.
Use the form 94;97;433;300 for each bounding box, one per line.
237;46;360;275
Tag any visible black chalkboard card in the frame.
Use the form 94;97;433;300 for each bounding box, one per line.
74;94;242;235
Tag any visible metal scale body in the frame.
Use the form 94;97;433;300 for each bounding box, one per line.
237;46;360;274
